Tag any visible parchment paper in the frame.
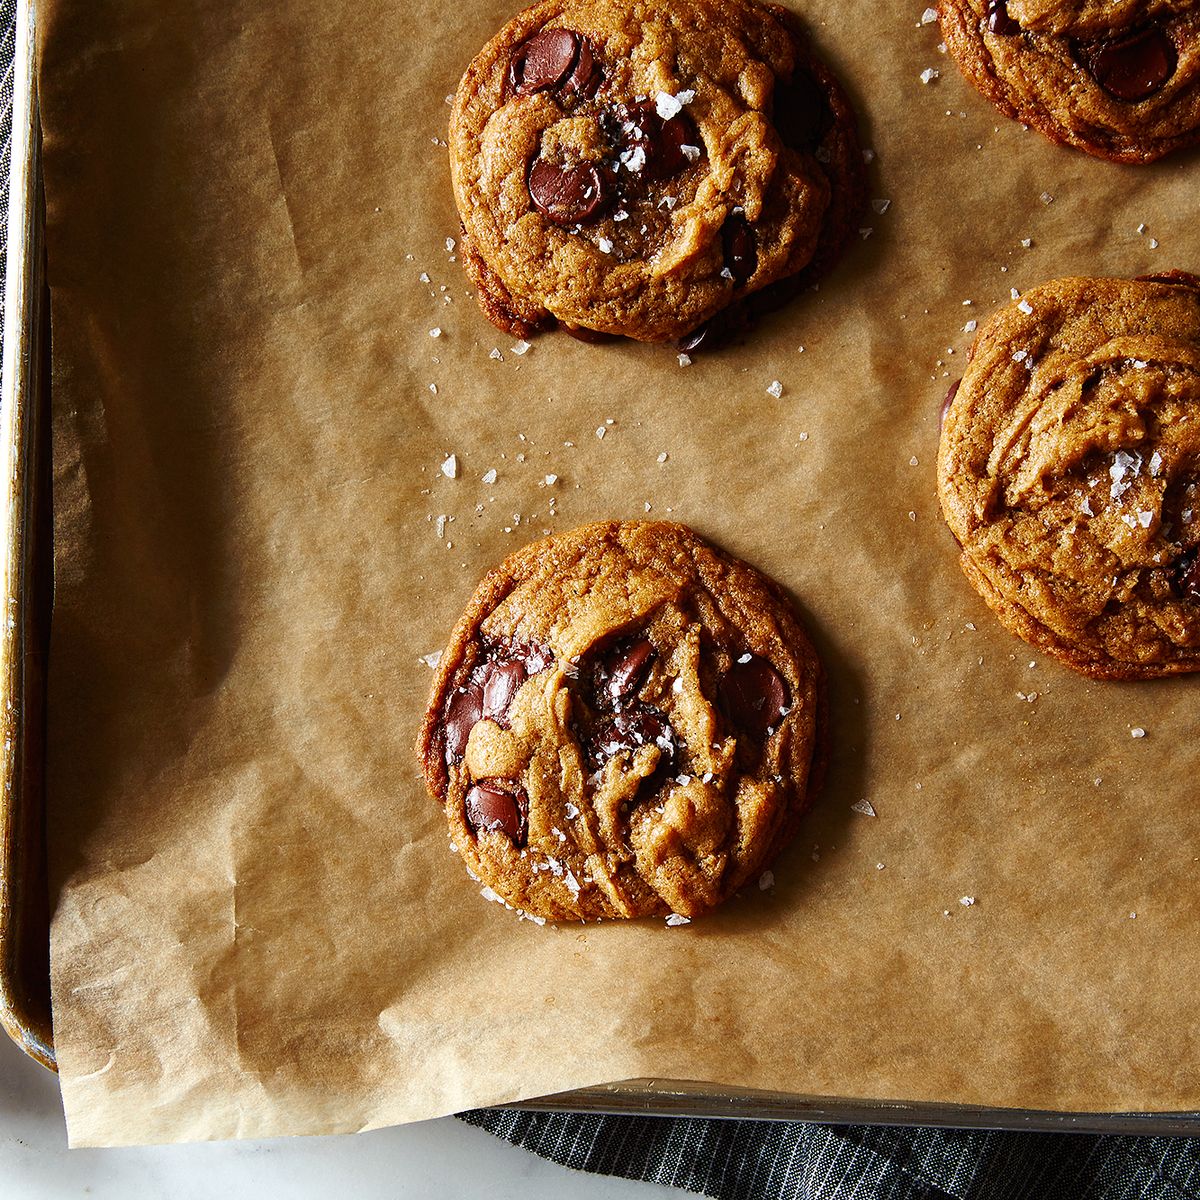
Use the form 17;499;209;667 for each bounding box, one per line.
40;0;1200;1147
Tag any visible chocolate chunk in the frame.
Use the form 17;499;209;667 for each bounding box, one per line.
720;655;789;737
604;638;656;704
511;29;578;95
721;213;757;284
1173;549;1200;600
1078;27;1177;102
986;0;1020;36
482;660;528;724
774;70;834;152
444;682;483;764
563;35;602;99
611;101;700;181
591;705;678;772
941;379;961;427
529;159;610;225
465;783;527;845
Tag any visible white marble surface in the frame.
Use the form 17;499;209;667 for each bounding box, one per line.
0;1034;682;1199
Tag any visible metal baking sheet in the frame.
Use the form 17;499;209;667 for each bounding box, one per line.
4;0;1200;1133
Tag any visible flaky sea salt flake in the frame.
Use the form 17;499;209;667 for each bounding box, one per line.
919;67;939;84
440;453;458;479
759;871;775;891
766;379;784;398
1131;727;1147;738
511;339;532;356
851;799;876;817
921;6;938;22
959;895;975;907
419;651;442;669
665;914;691;926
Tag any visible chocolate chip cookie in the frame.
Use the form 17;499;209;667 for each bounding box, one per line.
938;1;1200;163
938;272;1200;679
417;521;825;921
448;0;865;345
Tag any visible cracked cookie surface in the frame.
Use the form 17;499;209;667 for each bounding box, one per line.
938;0;1200;162
417;520;824;921
938;272;1200;679
448;0;864;344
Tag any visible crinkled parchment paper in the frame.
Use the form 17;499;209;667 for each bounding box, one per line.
40;0;1200;1145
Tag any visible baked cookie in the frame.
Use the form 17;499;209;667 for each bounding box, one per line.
938;1;1200;162
448;0;864;345
938;272;1200;679
417;521;825;921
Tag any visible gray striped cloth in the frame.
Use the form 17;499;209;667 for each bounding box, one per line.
4;2;1199;1194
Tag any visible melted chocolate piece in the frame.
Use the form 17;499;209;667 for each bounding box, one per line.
465;783;528;845
986;0;1020;36
1077;27;1177;102
721;213;757;284
720;655;789;738
444;681;484;764
442;641;553;763
562;35;601;99
597;638;656;706
941;379;961;427
512;29;578;94
1173;549;1200;600
528;159;611;224
591;705;679;773
774;70;834;152
610;100;700;182
482;660;528;724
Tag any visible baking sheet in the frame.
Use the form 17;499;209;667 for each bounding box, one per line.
39;0;1200;1146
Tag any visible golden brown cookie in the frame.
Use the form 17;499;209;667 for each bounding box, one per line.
938;0;1200;163
448;0;864;346
416;521;825;922
938;272;1200;679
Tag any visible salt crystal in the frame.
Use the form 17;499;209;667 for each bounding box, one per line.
921;6;937;23
1150;239;1159;250
596;426;606;440
1040;191;1054;204
565;803;580;819
419;272;431;283
489;348;503;361
435;515;447;539
429;383;438;395
960;895;975;907
597;237;614;254
963;320;977;332
1020;238;1033;248
1131;727;1147;738
738;653;753;664
681;144;701;162
1137;223;1147;234
419;651;442;669
1012;349;1028;363
1018;300;1034;314
481;468;497;484
480;886;504;905
1138;510;1153;528
1010;288;1021;299
665;914;691;926
1132;359;1148;370
544;473;558;486
862;148;876;163
511;340;531;356
766;380;784;399
678;353;692;367
429;327;442;338
909;456;919;467
1080;497;1093;516
851;799;876;817
445;237;456;252
655;91;683;119
872;198;891;214
440;454;458;479
919;67;939;84
759;871;775;890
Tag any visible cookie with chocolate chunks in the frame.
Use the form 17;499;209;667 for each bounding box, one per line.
448;0;865;344
938;273;1200;678
938;0;1200;162
417;521;825;921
